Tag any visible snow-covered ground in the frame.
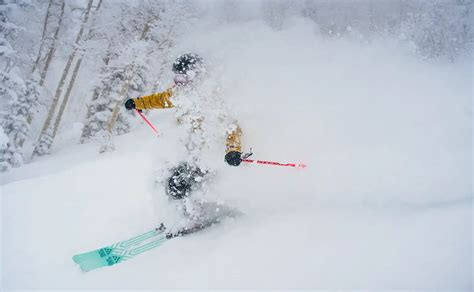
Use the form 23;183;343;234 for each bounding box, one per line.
2;19;472;290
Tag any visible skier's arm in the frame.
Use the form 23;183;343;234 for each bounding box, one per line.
225;124;243;166
124;88;174;110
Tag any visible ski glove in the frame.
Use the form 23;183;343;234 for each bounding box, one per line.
225;151;242;166
125;99;136;110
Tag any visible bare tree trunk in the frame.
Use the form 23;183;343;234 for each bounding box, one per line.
33;0;93;157
26;0;64;130
97;65;133;153
80;47;111;142
140;22;151;40
39;0;65;86
31;0;53;74
51;0;103;140
106;71;133;135
81;85;101;128
51;57;83;138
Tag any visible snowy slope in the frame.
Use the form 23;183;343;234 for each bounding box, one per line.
1;19;472;290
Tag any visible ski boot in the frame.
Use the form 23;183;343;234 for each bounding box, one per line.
166;162;208;200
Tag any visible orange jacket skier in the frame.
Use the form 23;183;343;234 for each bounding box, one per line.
124;54;244;200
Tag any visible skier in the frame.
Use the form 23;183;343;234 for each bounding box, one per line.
124;53;244;227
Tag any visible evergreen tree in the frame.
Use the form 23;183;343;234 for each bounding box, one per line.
0;125;21;171
398;0;472;59
0;0;39;171
81;60;146;144
81;0;191;151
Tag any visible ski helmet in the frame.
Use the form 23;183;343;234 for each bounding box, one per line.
172;53;203;75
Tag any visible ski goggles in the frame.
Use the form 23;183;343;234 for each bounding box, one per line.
173;74;189;86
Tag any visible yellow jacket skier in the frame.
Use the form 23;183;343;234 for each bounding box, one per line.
124;54;244;200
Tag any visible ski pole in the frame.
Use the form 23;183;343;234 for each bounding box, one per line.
242;159;307;169
135;109;159;135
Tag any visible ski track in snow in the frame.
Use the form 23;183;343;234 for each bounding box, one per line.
1;19;472;289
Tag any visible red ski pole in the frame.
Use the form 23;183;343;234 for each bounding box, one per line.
135;109;159;135
242;159;307;169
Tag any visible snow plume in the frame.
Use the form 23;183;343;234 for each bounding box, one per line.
178;18;472;206
169;70;237;168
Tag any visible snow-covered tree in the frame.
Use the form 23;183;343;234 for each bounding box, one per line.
0;0;40;171
81;0;192;151
0;125;21;171
80;2;152;146
399;0;473;60
81;60;146;144
0;73;40;164
0;71;24;170
1;0;22;67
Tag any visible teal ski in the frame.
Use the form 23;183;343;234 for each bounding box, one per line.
72;224;168;272
72;221;217;272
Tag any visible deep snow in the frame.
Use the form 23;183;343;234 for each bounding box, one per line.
1;19;472;290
